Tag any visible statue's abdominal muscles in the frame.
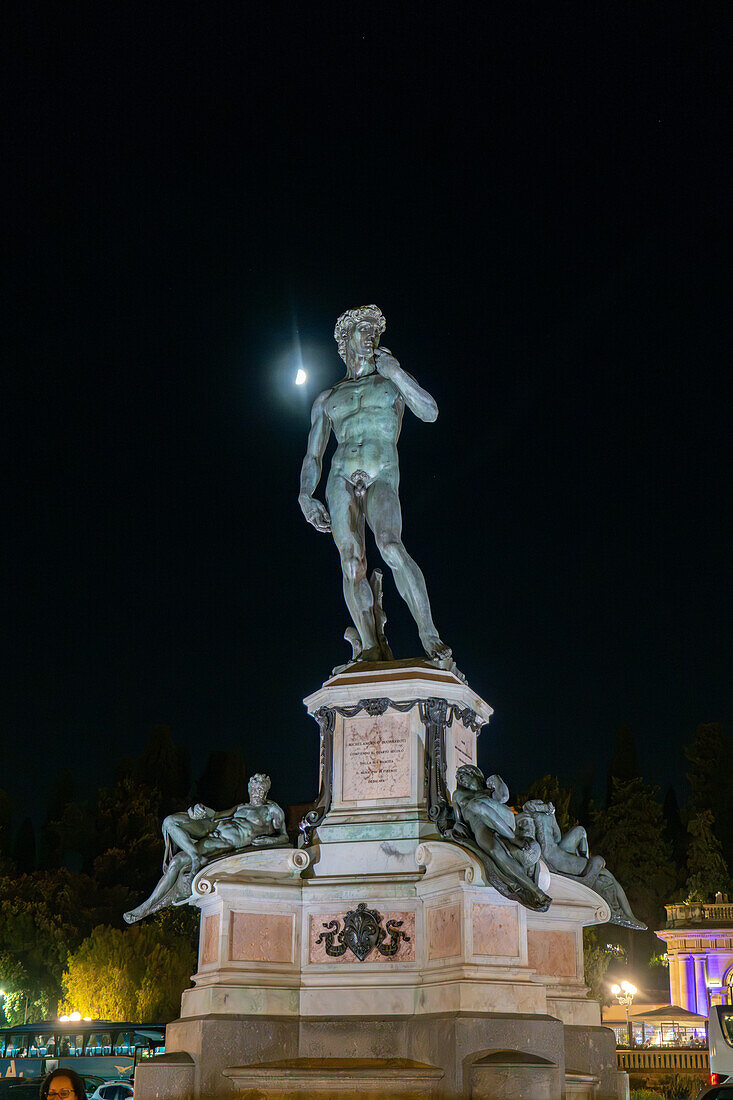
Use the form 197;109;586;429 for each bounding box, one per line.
327;376;402;482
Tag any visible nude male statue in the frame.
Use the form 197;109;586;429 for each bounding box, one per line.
299;305;450;663
450;765;551;911
123;773;288;923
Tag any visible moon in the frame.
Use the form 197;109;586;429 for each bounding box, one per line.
295;368;307;386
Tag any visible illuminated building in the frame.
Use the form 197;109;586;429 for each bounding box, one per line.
656;893;733;1015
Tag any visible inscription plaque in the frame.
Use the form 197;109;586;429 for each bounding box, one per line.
342;713;411;801
446;719;476;792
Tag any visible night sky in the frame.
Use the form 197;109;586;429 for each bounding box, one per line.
5;6;730;823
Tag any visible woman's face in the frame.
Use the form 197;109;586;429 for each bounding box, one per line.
47;1076;77;1100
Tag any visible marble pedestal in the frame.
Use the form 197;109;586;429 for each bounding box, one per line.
135;663;627;1100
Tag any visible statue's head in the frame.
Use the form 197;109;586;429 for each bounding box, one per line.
514;812;536;840
334;305;386;365
248;773;271;805
455;764;485;791
523;798;553;815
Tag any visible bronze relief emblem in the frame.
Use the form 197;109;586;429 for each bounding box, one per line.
316;902;411;962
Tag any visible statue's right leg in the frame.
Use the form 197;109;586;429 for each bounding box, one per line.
326;476;378;656
123;852;191;923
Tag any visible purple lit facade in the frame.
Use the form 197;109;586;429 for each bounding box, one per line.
657;896;733;1015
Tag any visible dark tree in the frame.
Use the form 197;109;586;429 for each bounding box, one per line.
92;774;163;909
197;749;247;811
518;774;575;833
663;785;687;890
46;769;76;824
134;724;191;807
0;789;11;863
685;723;733;866
0;867;105;1022
606;724;639;805
685;809;732;902
12;818;37;873
39;769;77;869
593;777;676;963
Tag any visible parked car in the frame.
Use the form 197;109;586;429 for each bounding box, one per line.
696;1084;733;1100
88;1081;134;1100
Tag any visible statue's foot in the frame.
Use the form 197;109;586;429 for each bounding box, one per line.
357;645;386;663
123;908;140;924
420;632;452;661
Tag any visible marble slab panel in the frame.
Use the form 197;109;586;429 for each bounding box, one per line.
200;913;220;966
427;904;462;959
527;929;577;977
229;911;295;964
446;718;476;793
341;713;411;801
472;903;520;958
308;910;415;963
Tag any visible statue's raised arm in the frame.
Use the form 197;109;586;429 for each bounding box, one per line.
373;347;438;423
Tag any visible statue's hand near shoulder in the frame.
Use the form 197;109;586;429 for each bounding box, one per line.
374;346;399;379
299;495;331;533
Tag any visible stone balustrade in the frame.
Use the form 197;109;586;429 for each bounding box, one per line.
665;901;733;926
617;1047;709;1074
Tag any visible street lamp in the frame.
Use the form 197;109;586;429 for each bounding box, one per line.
611;981;638;1048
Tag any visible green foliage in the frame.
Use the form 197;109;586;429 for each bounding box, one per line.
592;778;676;932
62;922;195;1022
685;808;731;902
657;1073;702;1100
583;929;620;1005
518;774;575;832
93;775;163;899
0;727;200;1028
2;990;51;1027
648;952;669;968
629;1090;663;1100
152;903;200;952
0;867;102;1021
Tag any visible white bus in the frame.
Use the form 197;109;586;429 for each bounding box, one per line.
708;1005;733;1087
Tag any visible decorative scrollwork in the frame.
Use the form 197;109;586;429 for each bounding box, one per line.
447;704;483;733
299;707;336;845
315;902;410;962
358;698;391;716
420;697;451;830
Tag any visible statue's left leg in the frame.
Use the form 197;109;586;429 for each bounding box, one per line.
365;478;451;660
559;825;589;859
163;812;214;872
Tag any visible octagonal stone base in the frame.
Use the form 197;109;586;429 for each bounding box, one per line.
133;666;628;1099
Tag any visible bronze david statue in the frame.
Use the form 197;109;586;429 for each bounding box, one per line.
299;305;451;666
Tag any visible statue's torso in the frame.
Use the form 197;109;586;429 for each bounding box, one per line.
231;802;274;829
326;373;403;483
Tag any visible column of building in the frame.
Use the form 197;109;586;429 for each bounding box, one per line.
668;951;682;1007
693;954;708;1015
677;953;694;1012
